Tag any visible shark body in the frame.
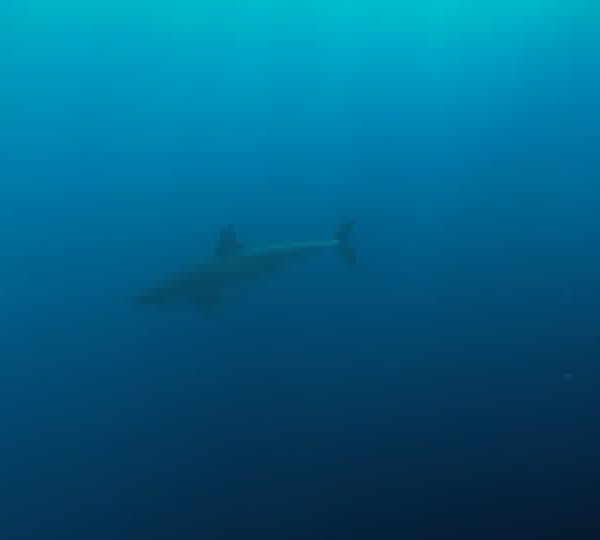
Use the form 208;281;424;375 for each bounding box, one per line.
135;221;355;313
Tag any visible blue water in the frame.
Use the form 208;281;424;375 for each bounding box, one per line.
2;2;600;538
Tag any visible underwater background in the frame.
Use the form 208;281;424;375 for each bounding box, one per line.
2;1;600;538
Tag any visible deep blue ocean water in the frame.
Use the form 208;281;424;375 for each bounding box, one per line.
2;1;600;538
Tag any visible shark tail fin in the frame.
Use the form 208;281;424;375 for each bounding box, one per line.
335;220;356;265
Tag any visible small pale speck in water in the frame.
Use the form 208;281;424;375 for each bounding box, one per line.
563;372;574;383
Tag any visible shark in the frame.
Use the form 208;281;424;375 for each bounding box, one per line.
134;220;356;314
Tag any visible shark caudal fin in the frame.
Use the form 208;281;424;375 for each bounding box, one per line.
335;220;356;265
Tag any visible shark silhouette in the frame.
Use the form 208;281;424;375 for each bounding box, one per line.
134;221;356;314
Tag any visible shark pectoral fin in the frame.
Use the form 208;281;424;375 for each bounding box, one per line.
202;302;220;319
193;292;222;318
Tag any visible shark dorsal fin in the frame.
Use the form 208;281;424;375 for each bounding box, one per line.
214;225;243;258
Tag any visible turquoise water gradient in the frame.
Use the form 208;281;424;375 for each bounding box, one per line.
1;2;600;539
